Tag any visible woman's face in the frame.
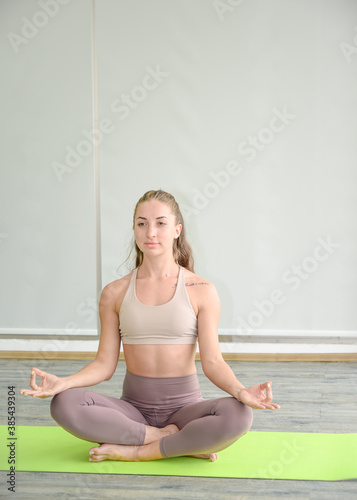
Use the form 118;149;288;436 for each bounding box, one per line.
134;199;181;258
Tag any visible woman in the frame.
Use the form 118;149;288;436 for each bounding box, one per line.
20;190;280;462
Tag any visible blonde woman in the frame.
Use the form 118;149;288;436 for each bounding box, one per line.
21;190;280;462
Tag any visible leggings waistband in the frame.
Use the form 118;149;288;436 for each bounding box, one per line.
121;370;203;408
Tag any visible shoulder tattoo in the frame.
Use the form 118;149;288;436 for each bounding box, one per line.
172;281;209;288
185;282;209;287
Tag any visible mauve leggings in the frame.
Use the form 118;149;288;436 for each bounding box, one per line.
50;371;253;458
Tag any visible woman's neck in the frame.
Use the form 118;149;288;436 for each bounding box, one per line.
138;258;180;279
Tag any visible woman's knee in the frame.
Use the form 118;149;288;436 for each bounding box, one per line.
218;397;253;437
50;388;84;424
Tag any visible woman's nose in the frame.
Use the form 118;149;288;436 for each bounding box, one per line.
147;224;156;237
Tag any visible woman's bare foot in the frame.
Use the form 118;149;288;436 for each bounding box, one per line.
89;444;218;463
144;423;179;444
89;443;140;462
88;425;218;463
188;453;218;462
89;425;179;462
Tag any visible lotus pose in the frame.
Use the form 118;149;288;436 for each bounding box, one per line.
20;190;280;462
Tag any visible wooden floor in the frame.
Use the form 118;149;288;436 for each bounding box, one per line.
1;359;356;499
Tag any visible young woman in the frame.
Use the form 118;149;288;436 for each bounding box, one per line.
20;190;280;462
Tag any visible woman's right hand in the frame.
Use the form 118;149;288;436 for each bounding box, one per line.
20;367;69;399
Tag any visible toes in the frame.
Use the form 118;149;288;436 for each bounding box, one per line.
89;446;107;461
188;453;218;461
89;451;106;462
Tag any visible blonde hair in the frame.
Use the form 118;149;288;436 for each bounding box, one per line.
132;190;194;271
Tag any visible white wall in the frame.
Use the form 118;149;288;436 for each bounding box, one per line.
0;0;98;349
1;0;356;354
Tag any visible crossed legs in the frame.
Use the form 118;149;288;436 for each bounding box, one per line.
50;388;253;462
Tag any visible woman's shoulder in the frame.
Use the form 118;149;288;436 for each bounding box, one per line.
182;268;219;299
182;268;211;285
100;271;134;306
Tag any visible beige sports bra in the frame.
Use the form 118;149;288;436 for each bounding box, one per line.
119;266;198;345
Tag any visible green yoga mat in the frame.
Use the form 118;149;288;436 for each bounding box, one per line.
0;426;356;481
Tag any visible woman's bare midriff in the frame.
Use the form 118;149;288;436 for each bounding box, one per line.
122;344;197;377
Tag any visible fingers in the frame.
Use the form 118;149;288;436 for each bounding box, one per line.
259;381;273;401
20;367;47;395
263;403;280;410
19;389;38;397
30;371;39;390
31;367;47;378
19;389;51;399
255;403;280;411
30;367;47;390
258;381;280;410
265;381;273;402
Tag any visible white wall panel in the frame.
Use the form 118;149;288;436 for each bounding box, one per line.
0;0;97;336
96;0;357;339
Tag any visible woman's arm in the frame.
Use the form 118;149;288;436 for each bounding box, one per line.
197;282;280;411
20;282;121;398
65;282;121;386
197;283;246;399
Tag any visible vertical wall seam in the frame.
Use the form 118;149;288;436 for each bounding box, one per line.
91;0;102;337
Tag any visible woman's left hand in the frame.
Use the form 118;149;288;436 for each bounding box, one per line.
237;381;280;410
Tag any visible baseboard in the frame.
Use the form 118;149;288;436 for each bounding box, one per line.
0;351;356;361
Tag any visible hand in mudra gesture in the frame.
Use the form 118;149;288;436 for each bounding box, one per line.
20;367;68;399
238;381;280;410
